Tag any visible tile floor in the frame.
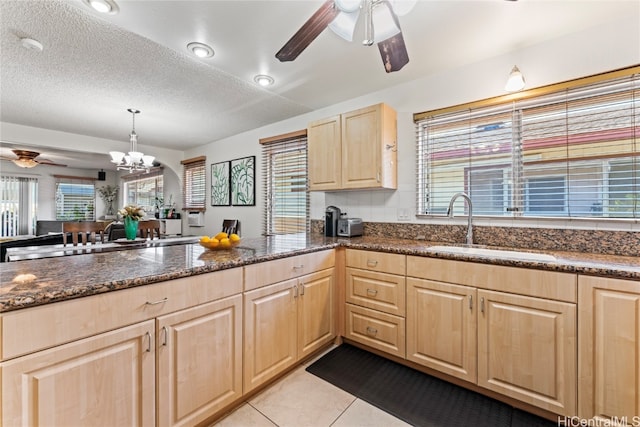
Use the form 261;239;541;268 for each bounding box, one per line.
212;347;411;427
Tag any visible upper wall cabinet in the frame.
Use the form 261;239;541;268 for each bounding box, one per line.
308;103;397;191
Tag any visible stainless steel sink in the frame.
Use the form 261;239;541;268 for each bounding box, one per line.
427;246;556;262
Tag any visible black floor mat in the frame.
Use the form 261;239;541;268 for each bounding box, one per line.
306;344;557;427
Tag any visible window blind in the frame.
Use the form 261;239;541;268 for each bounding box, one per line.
0;175;38;236
260;131;309;235
181;156;206;211
55;176;96;221
416;67;639;220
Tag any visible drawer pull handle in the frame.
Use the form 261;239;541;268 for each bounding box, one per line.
299;284;305;296
293;284;299;298
145;297;168;306
292;265;304;271
145;332;152;352
468;295;473;310
161;326;168;346
366;288;378;296
480;297;485;314
366;259;378;267
366;326;378;335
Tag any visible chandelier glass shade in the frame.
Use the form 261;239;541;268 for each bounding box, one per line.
109;108;155;172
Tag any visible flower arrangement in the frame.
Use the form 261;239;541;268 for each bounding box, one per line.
118;205;145;220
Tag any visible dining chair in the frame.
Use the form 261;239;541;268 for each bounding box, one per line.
62;221;107;246
139;219;162;239
222;219;239;236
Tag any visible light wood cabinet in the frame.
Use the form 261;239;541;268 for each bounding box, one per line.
308;115;342;190
406;278;477;383
244;267;335;393
344;249;406;357
308;103;397;191
0;268;243;427
1;320;156;427
578;275;640;422
157;295;243;427
477;290;576;416
406;256;577;416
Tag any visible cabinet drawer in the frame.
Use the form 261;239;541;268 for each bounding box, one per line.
346;249;405;275
346;267;405;316
0;268;243;361
244;250;335;291
407;256;576;303
345;303;405;358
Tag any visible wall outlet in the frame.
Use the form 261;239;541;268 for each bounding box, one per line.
397;208;411;221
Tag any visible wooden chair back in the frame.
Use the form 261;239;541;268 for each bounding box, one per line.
62;222;107;246
139;219;161;240
222;219;239;236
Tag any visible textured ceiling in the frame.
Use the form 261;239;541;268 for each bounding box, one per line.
1;0;638;168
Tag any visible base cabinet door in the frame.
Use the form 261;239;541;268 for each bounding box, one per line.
298;268;335;360
478;290;577;416
1;320;155;427
157;295;243;427
406;278;477;383
244;279;298;393
578;276;640;423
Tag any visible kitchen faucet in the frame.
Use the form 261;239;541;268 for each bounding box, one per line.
447;192;473;245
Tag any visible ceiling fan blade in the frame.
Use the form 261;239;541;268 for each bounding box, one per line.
37;159;68;167
378;31;409;73
276;0;340;62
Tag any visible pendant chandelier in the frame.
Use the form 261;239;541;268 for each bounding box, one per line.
109;108;155;172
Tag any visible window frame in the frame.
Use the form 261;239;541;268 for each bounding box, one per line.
415;66;640;222
54;175;96;221
181;156;206;212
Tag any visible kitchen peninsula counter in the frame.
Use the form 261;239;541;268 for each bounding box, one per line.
2;234;639;313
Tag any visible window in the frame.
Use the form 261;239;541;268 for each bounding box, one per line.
123;169;163;213
0;175;38;236
260;131;309;235
181;156;206;211
54;176;96;221
416;67;639;219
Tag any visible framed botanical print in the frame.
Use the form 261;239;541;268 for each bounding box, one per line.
211;161;230;206
230;156;255;206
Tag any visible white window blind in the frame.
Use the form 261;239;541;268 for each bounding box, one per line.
55;176;96;221
122;168;163;212
261;131;309;235
0;175;38;236
181;156;206;211
416;69;639;219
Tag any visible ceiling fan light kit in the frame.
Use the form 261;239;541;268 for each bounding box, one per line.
109;108;155;173
2;149;67;168
276;0;411;73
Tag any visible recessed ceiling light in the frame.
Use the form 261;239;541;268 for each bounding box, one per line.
254;74;275;87
187;42;214;58
82;0;119;14
20;38;43;52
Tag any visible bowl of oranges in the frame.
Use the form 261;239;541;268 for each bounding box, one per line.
199;232;241;250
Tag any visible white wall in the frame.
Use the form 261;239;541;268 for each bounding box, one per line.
184;15;640;238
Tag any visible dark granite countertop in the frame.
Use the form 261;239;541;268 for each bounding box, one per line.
1;234;639;313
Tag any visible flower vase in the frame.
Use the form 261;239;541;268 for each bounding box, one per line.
124;217;139;240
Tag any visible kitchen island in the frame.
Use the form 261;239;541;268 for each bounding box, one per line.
1;234;639;426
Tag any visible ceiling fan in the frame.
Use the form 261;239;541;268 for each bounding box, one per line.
0;149;68;168
276;0;414;73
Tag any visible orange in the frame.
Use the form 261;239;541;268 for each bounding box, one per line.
219;237;231;249
200;236;210;243
208;238;220;248
230;233;240;243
